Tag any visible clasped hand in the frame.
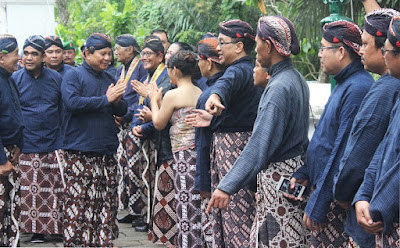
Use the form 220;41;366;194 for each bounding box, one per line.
107;79;126;104
131;80;149;98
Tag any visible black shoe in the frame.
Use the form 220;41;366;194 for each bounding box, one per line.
135;224;149;232
131;218;146;227
31;233;45;243
118;214;134;223
50;234;63;241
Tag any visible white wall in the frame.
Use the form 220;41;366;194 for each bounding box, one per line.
0;0;55;51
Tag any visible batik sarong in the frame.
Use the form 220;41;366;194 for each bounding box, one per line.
310;201;349;248
116;127;144;216
63;151;119;247
148;159;177;246
139;139;157;224
211;132;256;248
0;146;20;247
348;236;361;248
19;151;64;235
173;149;203;248
376;223;400;248
250;156;309;247
201;196;214;248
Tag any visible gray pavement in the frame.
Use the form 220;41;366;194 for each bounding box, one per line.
20;210;164;248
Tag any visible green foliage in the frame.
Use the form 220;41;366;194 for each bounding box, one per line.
56;0;400;79
55;0;261;51
293;38;320;81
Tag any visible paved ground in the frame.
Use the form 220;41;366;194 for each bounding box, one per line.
20;210;164;247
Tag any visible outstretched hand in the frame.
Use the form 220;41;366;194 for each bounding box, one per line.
205;94;225;116
185;109;213;128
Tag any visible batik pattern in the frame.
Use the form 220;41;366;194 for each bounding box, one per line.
310;201;349;248
201;196;214;248
173;149;203;248
63;151;119;247
19;151;63;234
138;139;157;224
348;236;361;248
376;223;400;248
0;146;20;247
148;159;177;246
250;156;309;248
116;127;144;216
210;132;256;248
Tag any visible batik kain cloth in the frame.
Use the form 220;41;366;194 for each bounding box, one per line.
0;146;20;247
19;151;63;234
211;131;256;248
63;151;119;247
173;148;203;248
250;155;309;247
116;127;145;216
148;159;177;246
201;196;214;248
376;223;400;248
310;201;349;248
138;139;157;224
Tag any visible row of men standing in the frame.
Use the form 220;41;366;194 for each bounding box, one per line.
204;7;400;248
0;31;130;247
0;35;71;246
113;7;400;248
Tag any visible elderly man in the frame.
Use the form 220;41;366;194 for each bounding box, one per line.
333;8;400;247
0;34;23;247
207;16;310;247
12;35;64;243
44;35;73;77
113;34;147;224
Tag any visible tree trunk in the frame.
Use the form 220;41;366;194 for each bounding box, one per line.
56;0;69;25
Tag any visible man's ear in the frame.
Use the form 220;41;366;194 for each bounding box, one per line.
338;46;346;61
207;58;213;71
128;46;134;54
235;41;245;54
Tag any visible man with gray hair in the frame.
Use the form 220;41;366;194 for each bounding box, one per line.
113;34;147;224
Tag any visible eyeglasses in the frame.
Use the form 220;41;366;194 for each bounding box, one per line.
217;41;238;47
114;45;125;51
318;45;342;51
140;51;156;58
381;47;400;55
